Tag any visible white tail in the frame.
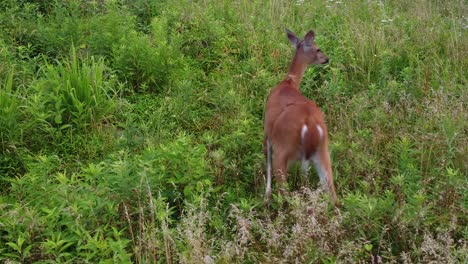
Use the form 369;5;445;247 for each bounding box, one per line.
263;29;339;207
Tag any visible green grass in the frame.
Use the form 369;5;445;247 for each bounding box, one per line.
0;0;466;262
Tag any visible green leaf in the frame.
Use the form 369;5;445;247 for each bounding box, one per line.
364;244;373;251
6;242;20;252
54;113;62;124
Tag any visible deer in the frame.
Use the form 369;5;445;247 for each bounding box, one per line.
263;29;339;207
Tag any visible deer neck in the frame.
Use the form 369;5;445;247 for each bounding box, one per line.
286;54;308;88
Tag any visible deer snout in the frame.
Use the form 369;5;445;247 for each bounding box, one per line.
317;52;329;64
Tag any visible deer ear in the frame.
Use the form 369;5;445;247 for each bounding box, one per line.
304;30;315;46
286;29;299;47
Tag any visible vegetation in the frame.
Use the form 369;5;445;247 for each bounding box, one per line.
0;0;466;262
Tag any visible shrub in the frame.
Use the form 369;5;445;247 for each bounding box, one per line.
1;154;132;262
84;6;135;58
121;0;169;31
112;26;175;93
105;133;211;206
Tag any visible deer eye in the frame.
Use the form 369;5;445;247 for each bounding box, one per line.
317;49;321;52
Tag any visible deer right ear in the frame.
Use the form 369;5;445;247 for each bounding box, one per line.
304;30;315;46
286;29;299;47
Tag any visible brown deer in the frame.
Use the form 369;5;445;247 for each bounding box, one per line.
264;29;339;206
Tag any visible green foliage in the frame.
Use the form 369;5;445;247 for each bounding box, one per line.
85;6;135;58
0;68;19;146
0;0;466;263
105;133;211;205
121;0;169;31
1;155;132;262
34;46;117;130
112;27;175;92
0;67;26;184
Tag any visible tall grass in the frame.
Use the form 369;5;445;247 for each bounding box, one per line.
36;46;117;129
0;67;26;185
0;68;19;146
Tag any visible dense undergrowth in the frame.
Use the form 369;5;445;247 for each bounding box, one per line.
0;0;466;262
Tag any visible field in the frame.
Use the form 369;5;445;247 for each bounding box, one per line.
0;0;466;263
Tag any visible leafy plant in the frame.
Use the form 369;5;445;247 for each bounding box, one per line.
112;27;175;93
0;67;19;147
0;67;26;182
35;46;117;130
105;133;211;207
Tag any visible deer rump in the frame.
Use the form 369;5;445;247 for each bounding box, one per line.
267;101;325;164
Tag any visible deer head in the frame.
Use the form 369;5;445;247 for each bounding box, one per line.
286;29;329;65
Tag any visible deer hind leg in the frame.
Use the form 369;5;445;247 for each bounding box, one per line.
265;138;273;204
272;151;288;195
300;124;310;184
312;127;339;206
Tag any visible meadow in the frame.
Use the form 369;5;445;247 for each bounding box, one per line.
0;0;466;262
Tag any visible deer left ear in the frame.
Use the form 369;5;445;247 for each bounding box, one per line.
304;30;315;46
